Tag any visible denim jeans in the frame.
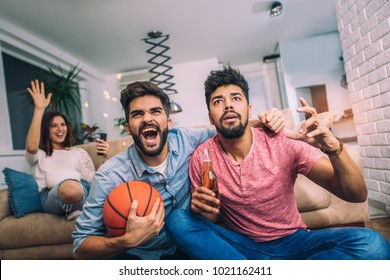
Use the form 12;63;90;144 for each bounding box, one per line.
40;179;91;216
165;209;390;260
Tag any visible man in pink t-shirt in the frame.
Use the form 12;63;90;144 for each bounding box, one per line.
189;128;322;242
165;65;390;260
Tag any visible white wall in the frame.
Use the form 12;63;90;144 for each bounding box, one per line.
167;58;219;127
239;62;273;114
92;74;124;140
279;32;352;126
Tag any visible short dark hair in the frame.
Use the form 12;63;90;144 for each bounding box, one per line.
120;81;170;122
204;64;249;110
40;111;74;156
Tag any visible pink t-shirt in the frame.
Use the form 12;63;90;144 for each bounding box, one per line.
189;127;323;242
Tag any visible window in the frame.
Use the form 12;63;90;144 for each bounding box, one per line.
2;52;82;150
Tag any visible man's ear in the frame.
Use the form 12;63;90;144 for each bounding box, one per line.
168;118;173;130
248;104;253;119
125;123;132;136
208;112;215;125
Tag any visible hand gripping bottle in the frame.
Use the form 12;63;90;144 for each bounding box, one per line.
201;149;221;209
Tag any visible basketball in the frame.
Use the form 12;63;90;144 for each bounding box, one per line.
103;180;163;237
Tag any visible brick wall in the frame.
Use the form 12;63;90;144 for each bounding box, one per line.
336;0;390;215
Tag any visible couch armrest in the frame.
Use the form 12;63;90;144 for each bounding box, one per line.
0;189;11;221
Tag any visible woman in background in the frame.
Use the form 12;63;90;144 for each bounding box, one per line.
25;79;109;220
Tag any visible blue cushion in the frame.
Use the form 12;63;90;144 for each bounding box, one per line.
2;168;42;217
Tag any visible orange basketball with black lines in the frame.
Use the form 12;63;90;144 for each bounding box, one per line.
103;181;163;237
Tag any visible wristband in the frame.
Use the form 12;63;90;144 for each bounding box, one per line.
320;137;344;156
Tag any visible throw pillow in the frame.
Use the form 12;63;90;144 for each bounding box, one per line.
2;167;42;217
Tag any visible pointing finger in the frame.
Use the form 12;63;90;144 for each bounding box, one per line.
299;97;309;107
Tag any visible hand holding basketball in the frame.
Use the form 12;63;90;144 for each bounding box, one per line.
103;181;164;237
123;197;165;247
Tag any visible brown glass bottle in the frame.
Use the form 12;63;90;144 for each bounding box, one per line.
201;149;221;209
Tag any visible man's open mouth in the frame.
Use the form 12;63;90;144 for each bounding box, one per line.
141;126;159;141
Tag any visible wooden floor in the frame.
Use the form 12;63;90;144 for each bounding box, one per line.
364;217;390;242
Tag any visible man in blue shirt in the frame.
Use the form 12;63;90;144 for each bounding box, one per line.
72;81;284;259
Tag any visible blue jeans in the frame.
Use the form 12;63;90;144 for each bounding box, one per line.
165;209;390;260
40;179;91;215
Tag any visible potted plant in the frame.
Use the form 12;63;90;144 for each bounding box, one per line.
39;64;82;114
114;117;127;136
80;123;100;143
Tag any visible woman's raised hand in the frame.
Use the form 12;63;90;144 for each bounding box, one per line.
26;79;52;110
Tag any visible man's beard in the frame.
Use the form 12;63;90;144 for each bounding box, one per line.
215;111;249;139
131;124;169;157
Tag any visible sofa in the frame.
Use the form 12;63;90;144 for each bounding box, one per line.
0;136;135;260
0;115;369;259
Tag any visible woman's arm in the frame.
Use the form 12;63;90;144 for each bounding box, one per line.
25;80;52;154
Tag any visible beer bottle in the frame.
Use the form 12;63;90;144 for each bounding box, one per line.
201;149;220;209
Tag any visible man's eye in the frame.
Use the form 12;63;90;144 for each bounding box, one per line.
213;100;222;105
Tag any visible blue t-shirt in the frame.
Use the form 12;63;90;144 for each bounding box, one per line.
72;127;215;259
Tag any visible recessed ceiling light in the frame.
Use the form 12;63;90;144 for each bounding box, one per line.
270;2;283;17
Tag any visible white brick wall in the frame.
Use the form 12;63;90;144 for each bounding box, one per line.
337;0;390;214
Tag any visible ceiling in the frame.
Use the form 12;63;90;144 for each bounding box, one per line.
0;0;339;75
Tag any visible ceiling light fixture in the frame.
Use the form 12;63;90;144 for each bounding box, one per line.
143;30;182;114
270;1;283;17
169;99;182;113
263;53;280;63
